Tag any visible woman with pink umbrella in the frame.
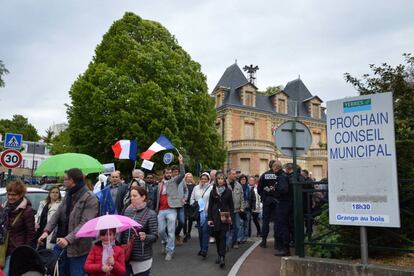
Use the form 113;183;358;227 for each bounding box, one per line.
121;186;158;276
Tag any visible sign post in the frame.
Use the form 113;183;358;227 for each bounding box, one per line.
275;120;312;257
327;92;400;264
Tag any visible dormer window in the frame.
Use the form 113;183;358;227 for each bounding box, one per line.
278;99;286;114
216;93;223;107
312;103;320;119
245;91;254;106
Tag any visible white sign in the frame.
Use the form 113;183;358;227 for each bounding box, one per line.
141;160;154;171
327;92;400;227
102;163;115;174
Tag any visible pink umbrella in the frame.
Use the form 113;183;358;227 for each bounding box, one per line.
76;214;141;238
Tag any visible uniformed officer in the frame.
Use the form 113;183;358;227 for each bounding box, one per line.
258;160;290;256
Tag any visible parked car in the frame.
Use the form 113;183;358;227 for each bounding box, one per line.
0;187;48;213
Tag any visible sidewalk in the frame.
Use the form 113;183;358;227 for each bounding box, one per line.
234;239;283;276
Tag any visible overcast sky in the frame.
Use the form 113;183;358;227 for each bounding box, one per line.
1;0;413;135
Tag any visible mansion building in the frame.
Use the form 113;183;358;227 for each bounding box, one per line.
213;63;327;180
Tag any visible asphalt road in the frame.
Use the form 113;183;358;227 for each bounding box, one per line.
150;230;254;276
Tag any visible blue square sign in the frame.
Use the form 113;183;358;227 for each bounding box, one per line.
4;133;23;149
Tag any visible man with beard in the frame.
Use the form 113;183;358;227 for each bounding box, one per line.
156;155;185;261
144;172;159;210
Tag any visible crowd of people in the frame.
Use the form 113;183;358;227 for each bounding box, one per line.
0;155;326;275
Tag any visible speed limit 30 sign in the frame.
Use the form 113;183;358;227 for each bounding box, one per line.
0;149;23;169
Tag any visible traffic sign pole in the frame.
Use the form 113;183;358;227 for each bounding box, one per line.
7;168;11;182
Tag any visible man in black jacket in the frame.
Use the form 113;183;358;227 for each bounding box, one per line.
258;160;290;256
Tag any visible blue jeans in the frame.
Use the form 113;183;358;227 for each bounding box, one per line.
53;245;87;275
158;208;177;254
175;207;185;236
238;210;251;241
198;221;209;253
3;255;10;276
226;212;241;247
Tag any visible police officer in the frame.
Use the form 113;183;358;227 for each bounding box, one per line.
258;160;290;256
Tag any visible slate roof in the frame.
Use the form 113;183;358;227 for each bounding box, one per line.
213;63;326;121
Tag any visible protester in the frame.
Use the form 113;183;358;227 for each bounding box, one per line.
35;186;62;249
182;173;196;242
207;173;234;268
238;174;249;243
208;169;217;245
258;160;290;256
174;165;187;246
132;169;146;188
122;186;158;276
93;174;108;194
122;176;142;214
39;168;99;275
155;155;185;261
144;173;158;211
226;169;244;250
189;172;212;258
249;176;262;237
106;171;129;214
84;228;125;276
0;180;35;275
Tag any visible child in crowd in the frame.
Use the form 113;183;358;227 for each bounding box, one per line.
84;228;126;276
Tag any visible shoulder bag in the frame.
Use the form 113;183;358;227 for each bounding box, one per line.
122;208;149;262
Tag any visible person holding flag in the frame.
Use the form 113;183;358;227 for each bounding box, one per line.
155;154;185;261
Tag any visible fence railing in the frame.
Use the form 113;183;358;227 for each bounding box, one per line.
295;178;414;257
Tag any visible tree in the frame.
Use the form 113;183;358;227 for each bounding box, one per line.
0;60;9;87
259;85;284;95
0;114;40;142
66;12;226;171
49;129;72;155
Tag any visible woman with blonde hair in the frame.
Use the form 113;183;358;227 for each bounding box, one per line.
35;186;62;249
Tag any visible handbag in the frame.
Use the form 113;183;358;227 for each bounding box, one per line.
191;185;211;221
0;211;23;268
219;211;232;224
122;208;149;262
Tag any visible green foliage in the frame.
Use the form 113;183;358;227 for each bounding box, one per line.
0;60;9;88
42;127;54;145
66;12;226;172
258;85;284;95
0;114;40;142
49;129;73;155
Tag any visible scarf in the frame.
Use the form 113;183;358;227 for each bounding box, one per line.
217;186;225;195
65;180;85;218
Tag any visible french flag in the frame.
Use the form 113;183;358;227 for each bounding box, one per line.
140;135;175;160
112;140;138;161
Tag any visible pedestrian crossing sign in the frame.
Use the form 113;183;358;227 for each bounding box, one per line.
4;133;23;149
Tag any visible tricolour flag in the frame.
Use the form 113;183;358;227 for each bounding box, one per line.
112;140;138;161
140;135;175;160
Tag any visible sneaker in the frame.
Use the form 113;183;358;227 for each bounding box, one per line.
200;251;207;259
165;253;173;261
209;237;215;244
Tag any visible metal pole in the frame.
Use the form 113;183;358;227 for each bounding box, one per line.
293;119;305;257
7;168;12;182
31;142;36;179
360;226;369;265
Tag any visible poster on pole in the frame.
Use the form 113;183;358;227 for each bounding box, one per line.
327;92;400;227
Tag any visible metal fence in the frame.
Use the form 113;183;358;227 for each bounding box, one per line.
294;178;414;258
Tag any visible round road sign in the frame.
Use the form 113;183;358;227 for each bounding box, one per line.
0;149;23;169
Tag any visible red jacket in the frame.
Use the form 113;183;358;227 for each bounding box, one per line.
84;242;126;276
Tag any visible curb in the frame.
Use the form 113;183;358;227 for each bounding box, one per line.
228;239;262;276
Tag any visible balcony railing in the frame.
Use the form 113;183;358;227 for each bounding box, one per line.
307;148;327;158
228;139;276;151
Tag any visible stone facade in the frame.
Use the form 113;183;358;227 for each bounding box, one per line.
213;64;327;180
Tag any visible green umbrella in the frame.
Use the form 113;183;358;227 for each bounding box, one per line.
34;153;104;176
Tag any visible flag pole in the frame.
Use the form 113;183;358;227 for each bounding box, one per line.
175;147;181;156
